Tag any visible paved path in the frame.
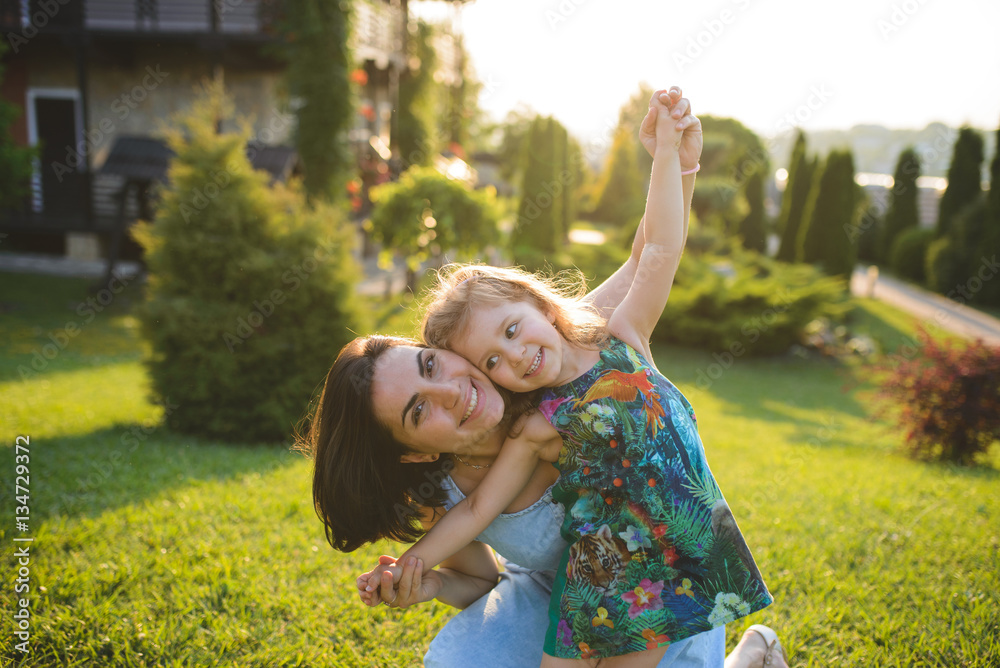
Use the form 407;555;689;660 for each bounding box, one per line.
850;264;1000;346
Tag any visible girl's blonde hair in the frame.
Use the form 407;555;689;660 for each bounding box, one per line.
421;263;609;353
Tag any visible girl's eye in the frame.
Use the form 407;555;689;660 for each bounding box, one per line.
505;323;517;339
486;355;499;371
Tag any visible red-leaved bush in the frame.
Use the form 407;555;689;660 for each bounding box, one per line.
875;326;1000;464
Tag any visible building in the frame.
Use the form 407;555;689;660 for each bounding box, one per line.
0;0;407;262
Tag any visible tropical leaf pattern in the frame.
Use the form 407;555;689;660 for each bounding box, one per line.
541;337;773;660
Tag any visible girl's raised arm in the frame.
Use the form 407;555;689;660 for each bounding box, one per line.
584;88;698;320
607;98;687;350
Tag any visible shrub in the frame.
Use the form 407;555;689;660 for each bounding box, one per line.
889;226;935;283
874;327;1000;465
132;83;364;443
924;236;963;295
653;242;848;355
368;165;501;275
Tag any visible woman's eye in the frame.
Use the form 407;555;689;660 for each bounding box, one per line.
486;355;499;371
424;354;435;375
505;323;517;339
413;402;424;425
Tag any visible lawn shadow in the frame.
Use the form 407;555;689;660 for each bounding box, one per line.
24;422;304;524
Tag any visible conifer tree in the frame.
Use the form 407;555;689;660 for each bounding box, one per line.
798;150;857;278
937;127;984;236
776;131;813;262
282;0;353;202
131;83;363;442
512;116;561;261
591;124;644;228
396;20;438;169
738;169;767;252
979;126;1000;305
880;148;921;260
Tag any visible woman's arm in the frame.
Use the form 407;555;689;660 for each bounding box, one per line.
363;540;500;610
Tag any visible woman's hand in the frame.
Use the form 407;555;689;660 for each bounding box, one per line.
639;87;702;171
358;554;442;609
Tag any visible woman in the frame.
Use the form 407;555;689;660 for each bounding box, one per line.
302;89;789;667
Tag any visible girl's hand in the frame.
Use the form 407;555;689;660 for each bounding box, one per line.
369;554;443;610
639;87;702;171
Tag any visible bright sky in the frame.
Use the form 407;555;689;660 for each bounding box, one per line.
411;0;1000;144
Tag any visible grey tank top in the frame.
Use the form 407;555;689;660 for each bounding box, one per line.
441;475;569;571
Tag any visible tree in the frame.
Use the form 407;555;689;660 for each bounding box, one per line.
616;83;656;188
937;127;984;236
396;20;439;169
979;125;1000;305
512;116;565;263
879;148;921;260
0;41;35;210
738;169;767;252
280;0;354;202
368;165;501;291
776;131;813;262
590;124;644;229
798;150;858;279
131;82;364;442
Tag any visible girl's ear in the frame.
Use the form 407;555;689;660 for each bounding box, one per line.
400;453;440;464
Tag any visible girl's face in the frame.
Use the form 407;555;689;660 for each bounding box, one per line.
372;345;507;457
451;299;567;393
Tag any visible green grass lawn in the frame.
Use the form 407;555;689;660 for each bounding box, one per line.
1;272;997;667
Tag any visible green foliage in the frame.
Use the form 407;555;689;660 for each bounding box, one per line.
855;202;885;264
937;127;984;236
798;150;858;278
368;165;501;271
924;236;962;295
653;242;849;356
776;131;813;262
979;127;1000;306
3;273;1000;667
496;105;535;184
692;115;768;234
616;83;656;186
0;41;36;209
131;83;363;443
280;0;354;202
396;20;439;169
889;226;935;283
880;148;921;260
874;326;1000;464
590;123;644;229
738;169;767;252
512;116;574;266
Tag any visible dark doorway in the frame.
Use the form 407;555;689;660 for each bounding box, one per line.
33;96;87;222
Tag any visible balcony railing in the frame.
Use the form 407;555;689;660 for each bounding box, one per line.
0;0;280;35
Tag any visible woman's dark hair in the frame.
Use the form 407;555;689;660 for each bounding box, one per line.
296;335;540;553
296;335;442;552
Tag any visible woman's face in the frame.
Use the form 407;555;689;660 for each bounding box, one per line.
372;345;507;456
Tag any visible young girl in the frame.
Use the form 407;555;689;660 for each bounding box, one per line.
363;94;773;666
